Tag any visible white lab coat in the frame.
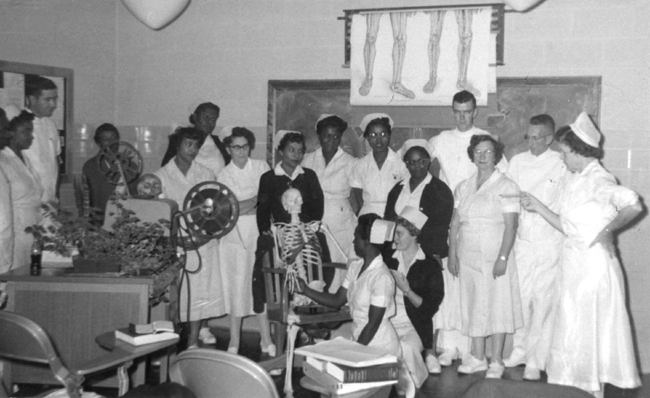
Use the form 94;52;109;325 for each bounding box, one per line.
155;160;225;322
506;149;566;369
302;148;357;292
0;148;43;270
546;161;640;392
22;115;60;204
0;166;13;274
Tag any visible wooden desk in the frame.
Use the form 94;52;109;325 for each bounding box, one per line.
0;266;173;389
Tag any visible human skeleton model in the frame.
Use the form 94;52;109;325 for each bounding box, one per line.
276;188;325;306
277;188;324;398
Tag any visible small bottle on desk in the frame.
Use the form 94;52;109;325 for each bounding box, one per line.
30;239;42;276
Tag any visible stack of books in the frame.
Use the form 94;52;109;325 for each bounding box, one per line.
295;337;399;395
115;320;179;346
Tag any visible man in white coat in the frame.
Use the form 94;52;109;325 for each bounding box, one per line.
428;90;507;366
23;75;61;204
0;109;13;274
505;114;566;380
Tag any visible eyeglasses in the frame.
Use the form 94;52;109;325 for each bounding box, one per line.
367;131;389;139
229;144;250;151
473;149;495;156
405;158;430;167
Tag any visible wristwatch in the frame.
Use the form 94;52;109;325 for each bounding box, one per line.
498;255;507;261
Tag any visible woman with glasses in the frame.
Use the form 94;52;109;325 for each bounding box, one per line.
384;139;453;374
350;113;409;217
217;127;275;356
448;134;522;378
302;114;358;292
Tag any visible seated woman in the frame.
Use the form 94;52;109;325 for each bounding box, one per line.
154;126;225;349
386;207;444;395
449;134;522;378
297;213;399;351
0;111;44;270
384;140;453;374
216;127;275;356
298;214;422;396
350;113;408;216
161;102;230;176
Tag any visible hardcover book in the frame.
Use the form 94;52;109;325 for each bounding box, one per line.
295;337;398;368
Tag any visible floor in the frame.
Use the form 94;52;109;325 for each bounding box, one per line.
12;324;650;398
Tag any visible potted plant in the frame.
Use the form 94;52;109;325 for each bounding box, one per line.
27;199;179;302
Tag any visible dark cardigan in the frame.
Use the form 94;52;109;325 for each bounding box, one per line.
385;252;444;349
384;175;454;258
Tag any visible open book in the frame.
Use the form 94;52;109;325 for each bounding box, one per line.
129;320;174;334
294;337;398;368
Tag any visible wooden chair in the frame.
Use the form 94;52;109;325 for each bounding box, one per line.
170;349;280;398
0;311;169;398
260;224;351;369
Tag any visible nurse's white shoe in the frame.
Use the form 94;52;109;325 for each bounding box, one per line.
457;355;487;374
426;353;442;374
199;327;217;345
503;348;526;367
485;361;505;379
438;348;458;366
523;366;541;380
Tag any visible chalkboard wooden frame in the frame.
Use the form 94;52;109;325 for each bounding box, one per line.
267;76;601;165
0;60;74;176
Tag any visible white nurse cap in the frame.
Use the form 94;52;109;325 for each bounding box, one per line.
370;219;396;244
275;129;302;150
359;113;394;133
569;112;601;148
399;206;428;230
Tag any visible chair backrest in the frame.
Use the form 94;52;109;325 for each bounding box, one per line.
170;349;280;398
0;311;76;394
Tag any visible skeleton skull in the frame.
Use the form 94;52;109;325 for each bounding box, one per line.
281;188;303;215
137;174;162;198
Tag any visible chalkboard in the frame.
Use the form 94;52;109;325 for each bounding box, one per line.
495;77;601;159
266;77;601;165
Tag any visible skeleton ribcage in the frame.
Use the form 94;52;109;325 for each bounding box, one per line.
275;221;323;294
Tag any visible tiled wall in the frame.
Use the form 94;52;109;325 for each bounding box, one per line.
1;0;649;371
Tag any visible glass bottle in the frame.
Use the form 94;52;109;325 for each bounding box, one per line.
30;239;42;276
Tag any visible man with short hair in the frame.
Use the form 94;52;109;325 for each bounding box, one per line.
428;90;507;366
504;114;566;380
23;75;61;204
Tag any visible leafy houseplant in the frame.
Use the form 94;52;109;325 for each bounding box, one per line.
27;200;179;298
